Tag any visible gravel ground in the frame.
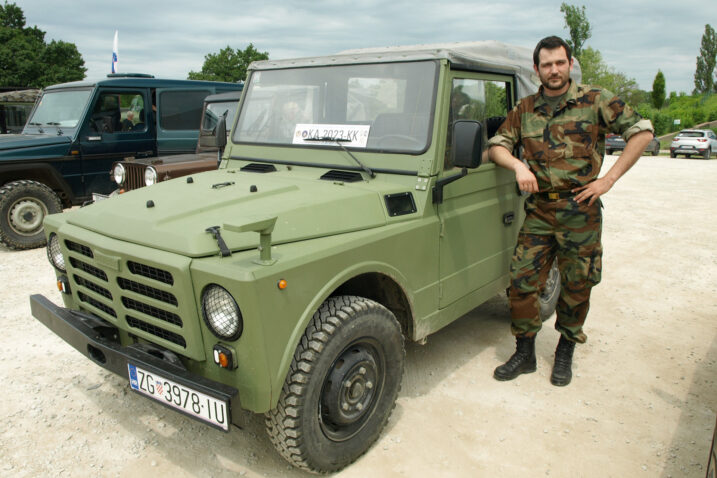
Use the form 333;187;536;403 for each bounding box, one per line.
1;155;716;478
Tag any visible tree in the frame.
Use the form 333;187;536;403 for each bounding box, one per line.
578;47;642;105
651;70;666;109
188;44;268;83
0;1;86;87
560;3;591;60
694;24;717;94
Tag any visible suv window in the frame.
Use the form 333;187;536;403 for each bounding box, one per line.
90;91;146;134
235;61;437;152
159;90;211;130
28;89;92;128
445;78;509;168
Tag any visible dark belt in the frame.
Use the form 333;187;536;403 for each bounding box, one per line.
534;191;574;200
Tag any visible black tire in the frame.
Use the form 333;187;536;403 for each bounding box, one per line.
265;296;405;473
539;259;560;321
651;148;659;156
704;148;711;160
0;180;62;250
670;152;676;158
606;149;612;155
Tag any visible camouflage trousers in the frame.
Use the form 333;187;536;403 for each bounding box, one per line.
508;196;603;343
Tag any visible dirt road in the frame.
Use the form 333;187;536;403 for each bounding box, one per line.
1;156;715;478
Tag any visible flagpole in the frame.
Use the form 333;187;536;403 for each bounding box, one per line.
112;31;119;73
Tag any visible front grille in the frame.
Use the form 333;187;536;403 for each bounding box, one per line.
63;239;197;354
126;316;186;347
118;277;177;306
127;261;174;285
122;163;146;191
74;275;112;300
122;297;182;327
78;291;117;317
70;257;108;281
65;240;93;258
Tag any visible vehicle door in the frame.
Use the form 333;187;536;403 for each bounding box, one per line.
437;73;521;308
155;88;212;155
79;89;154;196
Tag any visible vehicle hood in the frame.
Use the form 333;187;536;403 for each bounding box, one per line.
0;133;72;155
65;168;389;257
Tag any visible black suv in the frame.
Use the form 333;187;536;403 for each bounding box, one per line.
0;74;242;249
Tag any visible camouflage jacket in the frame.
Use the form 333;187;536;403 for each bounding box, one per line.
488;80;653;192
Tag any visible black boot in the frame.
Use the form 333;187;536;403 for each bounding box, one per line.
494;336;537;381
550;335;576;386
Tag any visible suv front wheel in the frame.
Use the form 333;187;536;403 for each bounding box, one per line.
0;180;62;250
265;295;405;473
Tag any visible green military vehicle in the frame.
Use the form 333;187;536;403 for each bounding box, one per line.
30;41;571;473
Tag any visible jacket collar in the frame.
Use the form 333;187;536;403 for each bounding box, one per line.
534;79;578;114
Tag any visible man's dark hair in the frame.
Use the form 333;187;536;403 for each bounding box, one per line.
533;36;572;66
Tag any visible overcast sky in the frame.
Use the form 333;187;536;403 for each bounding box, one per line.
18;0;714;95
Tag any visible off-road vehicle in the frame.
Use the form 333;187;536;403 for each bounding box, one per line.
30;41;571;473
0;75;242;249
107;90;241;194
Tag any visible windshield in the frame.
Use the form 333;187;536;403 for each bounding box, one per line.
202;100;238;133
27;89;92;128
234;61;437;153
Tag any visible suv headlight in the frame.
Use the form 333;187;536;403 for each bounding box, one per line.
113;163;126;185
46;233;66;272
201;285;243;340
145;166;158;186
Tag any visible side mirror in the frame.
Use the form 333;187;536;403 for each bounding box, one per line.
199;116;227;150
452;120;484;169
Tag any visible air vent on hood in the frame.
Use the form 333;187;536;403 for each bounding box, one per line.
241;163;277;173
320;170;363;182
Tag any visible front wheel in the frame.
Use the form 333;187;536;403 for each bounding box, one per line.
265;296;405;473
0;180;63;250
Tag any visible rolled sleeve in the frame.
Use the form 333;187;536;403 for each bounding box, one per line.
487;133;516;151
623;118;654;141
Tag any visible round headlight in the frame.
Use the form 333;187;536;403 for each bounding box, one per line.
113;163;126;185
144;166;158;186
201;285;242;340
46;233;66;271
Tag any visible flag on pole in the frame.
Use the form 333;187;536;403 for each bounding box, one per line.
112;30;119;73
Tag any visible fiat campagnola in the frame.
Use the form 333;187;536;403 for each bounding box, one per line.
30;41;566;473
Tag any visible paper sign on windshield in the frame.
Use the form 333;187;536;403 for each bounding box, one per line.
293;124;370;148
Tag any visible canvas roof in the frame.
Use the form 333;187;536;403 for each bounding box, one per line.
249;40;582;100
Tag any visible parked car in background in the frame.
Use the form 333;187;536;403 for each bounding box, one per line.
0;74;242;250
107;90;241;194
0;89;40;134
670;129;717;159
605;132;660;156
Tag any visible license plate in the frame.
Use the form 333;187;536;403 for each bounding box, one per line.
128;364;229;431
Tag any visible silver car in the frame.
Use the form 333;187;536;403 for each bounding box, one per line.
670;129;717;159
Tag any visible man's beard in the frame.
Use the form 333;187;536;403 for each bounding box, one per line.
541;73;569;91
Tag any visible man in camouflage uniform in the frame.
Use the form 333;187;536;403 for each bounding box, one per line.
488;36;653;386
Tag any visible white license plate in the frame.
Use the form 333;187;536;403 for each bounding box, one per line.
128;364;229;431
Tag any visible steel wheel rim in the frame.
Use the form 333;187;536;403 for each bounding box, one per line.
319;338;385;442
8;197;47;236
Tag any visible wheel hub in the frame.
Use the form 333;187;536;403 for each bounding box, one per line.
9;199;46;235
320;344;381;440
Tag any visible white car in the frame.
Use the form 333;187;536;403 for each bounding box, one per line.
669;129;717;159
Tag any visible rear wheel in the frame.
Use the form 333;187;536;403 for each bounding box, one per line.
265;296;405;473
539;259;560;321
0;180;62;250
704;147;711;160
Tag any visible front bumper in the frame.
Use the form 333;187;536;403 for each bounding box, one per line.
30;294;239;430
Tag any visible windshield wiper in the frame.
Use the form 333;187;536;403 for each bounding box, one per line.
303;136;375;179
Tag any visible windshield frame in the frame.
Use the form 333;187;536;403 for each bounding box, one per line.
232;60;439;158
24;87;94;134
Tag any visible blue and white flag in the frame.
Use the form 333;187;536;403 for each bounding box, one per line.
112;30;119;73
